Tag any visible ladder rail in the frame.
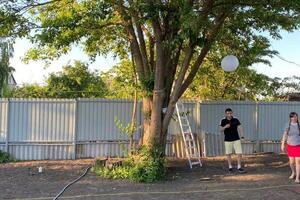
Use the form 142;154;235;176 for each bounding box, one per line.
176;104;192;163
175;101;202;169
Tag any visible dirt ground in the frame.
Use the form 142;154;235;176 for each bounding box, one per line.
1;153;300;200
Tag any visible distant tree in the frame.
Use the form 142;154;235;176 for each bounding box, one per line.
0;39;14;97
270;76;300;100
45;61;108;98
8;61;108;98
9;84;47;98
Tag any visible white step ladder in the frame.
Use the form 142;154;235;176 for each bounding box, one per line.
175;101;202;169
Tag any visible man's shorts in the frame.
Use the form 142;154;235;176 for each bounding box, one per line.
225;140;243;155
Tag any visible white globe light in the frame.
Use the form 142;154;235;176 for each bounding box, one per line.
221;55;239;72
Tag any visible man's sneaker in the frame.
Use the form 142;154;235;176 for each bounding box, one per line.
228;168;233;172
237;168;246;173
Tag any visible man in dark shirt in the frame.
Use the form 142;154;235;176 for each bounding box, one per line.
219;108;246;173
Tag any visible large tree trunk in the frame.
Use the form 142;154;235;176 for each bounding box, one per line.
142;93;167;149
142;93;173;154
141;96;152;146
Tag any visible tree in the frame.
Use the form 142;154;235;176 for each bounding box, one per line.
269;76;300;100
2;0;300;180
8;84;47;98
8;60;108;98
46;60;108;98
0;38;14;97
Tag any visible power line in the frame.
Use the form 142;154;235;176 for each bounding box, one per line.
275;54;300;67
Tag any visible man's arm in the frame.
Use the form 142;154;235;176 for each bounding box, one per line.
238;125;244;139
220;124;230;132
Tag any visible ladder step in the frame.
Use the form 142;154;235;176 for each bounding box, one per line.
185;139;193;142
186;146;196;149
191;161;201;165
185;141;193;144
180;120;188;123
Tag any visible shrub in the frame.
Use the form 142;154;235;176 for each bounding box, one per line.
0;150;11;163
92;145;166;183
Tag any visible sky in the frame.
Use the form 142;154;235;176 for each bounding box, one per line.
10;39;119;85
251;30;300;78
10;30;300;85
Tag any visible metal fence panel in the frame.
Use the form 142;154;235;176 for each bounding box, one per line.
243;142;255;154
200;101;257;140
76;143;127;158
260;142;281;153
168;101;199;135
257;102;300;140
76;141;174;158
203;133;225;156
77;99;141;141
8;99;75;142
8;144;73;160
0;144;5;152
203;132;255;156
170;134;202;158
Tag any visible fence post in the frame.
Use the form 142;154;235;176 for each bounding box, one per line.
72;99;78;160
255;102;260;153
196;100;204;157
5;98;10;153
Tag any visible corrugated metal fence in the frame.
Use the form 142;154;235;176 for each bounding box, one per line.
1;98;145;160
0;99;297;160
200;101;300;156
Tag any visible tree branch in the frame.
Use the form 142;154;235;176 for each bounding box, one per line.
127;0;151;77
140;25;155;72
179;12;228;97
171;43;195;100
13;0;62;15
151;1;165;91
134;20;151;76
115;2;146;79
161;42;194;132
149;34;155;72
163;42;183;107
